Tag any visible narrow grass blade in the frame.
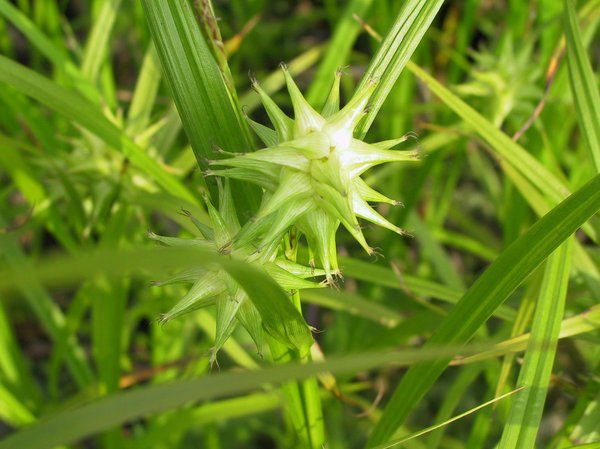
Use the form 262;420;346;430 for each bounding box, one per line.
355;0;446;137
337;256;516;321
193;310;258;370
498;239;573;449
301;289;402;327
564;443;600;449
305;0;374;109
452;304;600;365
239;46;324;113
408;60;600;242
370;387;524;449
0;302;39;416
0;0;68;68
0;221;94;388
366;173;600;446
0;55;197;204
407;62;569;206
0;343;489;449
569;390;600;444
0;243;312;356
80;0;122;84
426;364;483;448
493;280;538;399
0;383;35;426
0;0;97;101
0;140;79;252
91;279;127;394
223;264;314;355
564;0;600;172
408;212;465;290
126;44;161;135
268;337;324;449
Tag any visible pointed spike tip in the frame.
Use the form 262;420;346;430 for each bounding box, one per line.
157;313;171;327
326;76;378;134
248;70;259;89
281;64;325;134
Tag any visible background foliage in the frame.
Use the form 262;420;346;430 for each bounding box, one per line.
0;0;599;448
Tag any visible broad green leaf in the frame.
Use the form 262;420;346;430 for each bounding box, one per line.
565;0;600;173
355;0;446;137
0;55;197;205
141;0;259;212
498;239;573;449
366;173;600;446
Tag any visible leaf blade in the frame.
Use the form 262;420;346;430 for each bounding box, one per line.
366;173;600;446
564;0;600;173
497;239;573;449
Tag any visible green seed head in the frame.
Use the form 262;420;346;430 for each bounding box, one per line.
212;67;418;281
150;181;323;363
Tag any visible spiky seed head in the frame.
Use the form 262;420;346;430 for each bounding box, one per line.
211;68;418;280
149;181;323;362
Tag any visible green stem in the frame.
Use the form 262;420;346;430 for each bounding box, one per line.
266;234;325;448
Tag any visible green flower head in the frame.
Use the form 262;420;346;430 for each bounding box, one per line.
209;65;419;281
149;180;323;363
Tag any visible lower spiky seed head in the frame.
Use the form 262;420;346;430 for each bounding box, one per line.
150;182;324;364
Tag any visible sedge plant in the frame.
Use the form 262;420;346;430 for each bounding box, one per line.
1;1;600;449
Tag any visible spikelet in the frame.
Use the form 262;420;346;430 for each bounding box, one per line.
211;66;418;281
149;181;323;363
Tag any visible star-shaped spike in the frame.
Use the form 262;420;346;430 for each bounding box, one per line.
213;67;418;279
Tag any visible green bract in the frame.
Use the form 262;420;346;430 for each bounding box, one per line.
150;181;322;362
209;66;419;281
